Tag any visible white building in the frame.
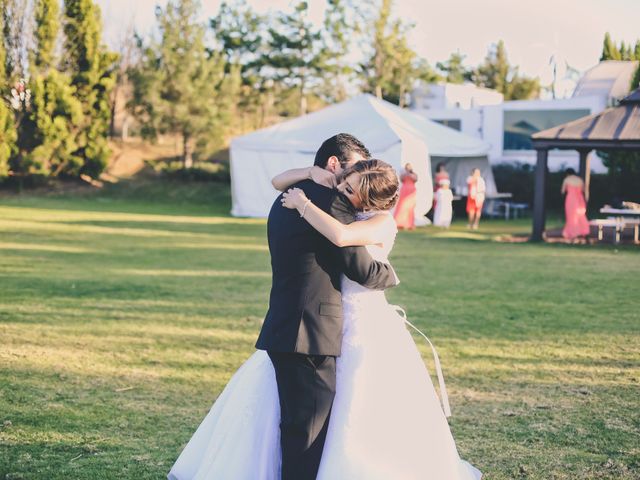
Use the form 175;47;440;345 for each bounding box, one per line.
410;61;639;173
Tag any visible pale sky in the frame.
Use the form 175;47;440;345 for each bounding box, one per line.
97;0;640;94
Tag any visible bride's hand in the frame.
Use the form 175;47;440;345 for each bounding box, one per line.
281;188;309;210
309;166;337;189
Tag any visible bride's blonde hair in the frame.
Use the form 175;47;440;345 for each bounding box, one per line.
342;159;400;211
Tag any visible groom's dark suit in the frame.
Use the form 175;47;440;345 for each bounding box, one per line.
256;179;397;480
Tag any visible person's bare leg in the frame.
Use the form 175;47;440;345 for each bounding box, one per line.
474;212;481;229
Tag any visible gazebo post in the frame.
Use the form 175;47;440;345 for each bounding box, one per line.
531;148;548;242
578;149;592;202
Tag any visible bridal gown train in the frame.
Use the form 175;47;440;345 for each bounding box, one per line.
168;212;481;480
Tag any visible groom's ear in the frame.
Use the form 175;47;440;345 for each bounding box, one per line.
325;156;341;174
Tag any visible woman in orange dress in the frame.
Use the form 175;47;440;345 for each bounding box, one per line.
466;168;485;229
394;163;418;230
561;168;590;240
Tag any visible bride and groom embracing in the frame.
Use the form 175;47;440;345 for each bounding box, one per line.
168;134;482;480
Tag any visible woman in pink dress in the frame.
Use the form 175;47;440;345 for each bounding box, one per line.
393;163;418;230
561;168;590;240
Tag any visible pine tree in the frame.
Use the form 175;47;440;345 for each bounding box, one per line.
211;0;268;129
473;40;539;100
632;41;640;90
128;0;238;168
266;1;324;115
436;52;471;84
28;71;84;175
600;32;621;61
320;0;357;102
0;6;17;179
474;40;509;93
63;0;117;178
2;0;30;81
360;0;418;105
32;0;58;72
25;0;84;177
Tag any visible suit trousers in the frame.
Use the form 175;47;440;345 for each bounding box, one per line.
268;351;336;480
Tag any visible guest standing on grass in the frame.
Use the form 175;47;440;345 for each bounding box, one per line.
432;162;450;215
434;179;453;228
466;168;485;230
394;163;418;230
561;168;590;241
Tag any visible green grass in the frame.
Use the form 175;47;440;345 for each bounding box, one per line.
1;182;639;479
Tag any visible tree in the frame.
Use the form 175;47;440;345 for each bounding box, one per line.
265;1;325;115
2;0;30;81
319;0;358;102
600;32;621;61
63;0;118;178
26;0;84;177
631;40;640;91
32;0;58;72
436;52;471;84
413;58;442;85
0;9;16;179
211;0;269;129
473;40;540;100
128;0;238;168
360;0;418;106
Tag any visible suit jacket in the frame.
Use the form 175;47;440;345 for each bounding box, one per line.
256;180;398;356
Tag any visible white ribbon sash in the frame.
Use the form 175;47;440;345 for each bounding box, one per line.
391;305;452;418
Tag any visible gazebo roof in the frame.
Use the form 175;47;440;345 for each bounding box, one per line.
531;88;640;150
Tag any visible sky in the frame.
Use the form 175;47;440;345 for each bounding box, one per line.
96;0;640;96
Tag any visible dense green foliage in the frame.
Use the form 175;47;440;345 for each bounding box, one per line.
32;0;58;71
0;0;116;184
128;0;238;168
600;32;640;90
472;40;541;100
63;0;118;178
0;187;638;479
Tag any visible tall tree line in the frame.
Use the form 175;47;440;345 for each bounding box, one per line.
0;0;117;184
600;32;640;90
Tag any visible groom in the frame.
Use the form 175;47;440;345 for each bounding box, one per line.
256;133;398;479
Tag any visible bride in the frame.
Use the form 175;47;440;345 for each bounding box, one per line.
168;159;481;480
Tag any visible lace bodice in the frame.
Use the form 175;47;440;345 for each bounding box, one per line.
341;211;397;344
354;211;396;261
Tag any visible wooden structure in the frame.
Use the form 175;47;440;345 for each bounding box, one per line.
530;88;640;241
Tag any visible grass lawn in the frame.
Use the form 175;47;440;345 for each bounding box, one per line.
1;181;638;479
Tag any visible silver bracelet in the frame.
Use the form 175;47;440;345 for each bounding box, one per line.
300;199;311;218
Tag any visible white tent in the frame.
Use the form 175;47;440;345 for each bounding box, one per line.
230;94;490;218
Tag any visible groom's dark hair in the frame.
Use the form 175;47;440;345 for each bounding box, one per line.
313;133;371;168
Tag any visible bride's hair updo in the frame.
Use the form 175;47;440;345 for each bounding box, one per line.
342;159;400;211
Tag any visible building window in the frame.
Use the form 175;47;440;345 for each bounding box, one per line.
434;119;462;131
503;109;590;150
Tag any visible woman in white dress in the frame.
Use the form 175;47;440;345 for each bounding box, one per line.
168;160;481;480
433;178;454;228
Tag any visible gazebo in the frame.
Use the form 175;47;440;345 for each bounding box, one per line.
530;88;640;241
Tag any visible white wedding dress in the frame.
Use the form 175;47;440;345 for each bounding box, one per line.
168;212;481;480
